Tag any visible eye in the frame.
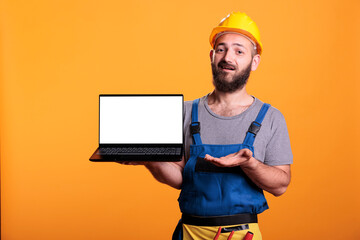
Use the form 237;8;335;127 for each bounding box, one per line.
215;48;224;53
237;50;243;54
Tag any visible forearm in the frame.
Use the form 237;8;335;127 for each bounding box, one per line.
145;161;184;189
241;157;291;197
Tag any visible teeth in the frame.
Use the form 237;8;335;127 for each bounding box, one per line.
221;65;234;70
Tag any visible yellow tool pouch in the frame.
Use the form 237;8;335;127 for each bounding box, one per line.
182;223;262;240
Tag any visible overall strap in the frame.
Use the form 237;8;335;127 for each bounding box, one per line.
190;98;202;145
243;103;271;147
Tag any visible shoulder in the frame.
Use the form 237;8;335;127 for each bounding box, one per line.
184;95;207;114
253;97;293;165
254;97;287;127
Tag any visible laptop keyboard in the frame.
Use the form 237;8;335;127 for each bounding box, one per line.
97;147;182;155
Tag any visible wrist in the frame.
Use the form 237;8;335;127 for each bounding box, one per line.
242;157;259;170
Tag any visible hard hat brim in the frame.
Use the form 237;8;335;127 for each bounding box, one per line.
209;27;263;55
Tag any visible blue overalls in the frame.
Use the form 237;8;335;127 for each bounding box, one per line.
173;99;271;240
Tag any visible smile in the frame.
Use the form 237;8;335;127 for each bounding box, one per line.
219;63;236;71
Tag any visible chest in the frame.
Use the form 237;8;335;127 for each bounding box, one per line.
208;105;250;117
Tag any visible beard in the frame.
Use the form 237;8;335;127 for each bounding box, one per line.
211;60;252;93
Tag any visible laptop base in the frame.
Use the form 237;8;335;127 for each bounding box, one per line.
89;147;182;162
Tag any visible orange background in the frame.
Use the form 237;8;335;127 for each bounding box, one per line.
1;0;360;239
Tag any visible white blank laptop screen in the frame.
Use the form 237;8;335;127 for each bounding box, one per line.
100;96;183;144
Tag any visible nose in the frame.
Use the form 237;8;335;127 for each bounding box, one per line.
223;50;235;63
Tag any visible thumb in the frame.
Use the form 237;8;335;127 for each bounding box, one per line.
240;148;253;158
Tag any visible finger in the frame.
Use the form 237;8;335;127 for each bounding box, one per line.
205;155;225;165
129;161;148;165
245;148;253;156
238;148;252;158
204;154;215;161
204;155;220;165
117;161;143;165
205;156;229;167
117;161;128;165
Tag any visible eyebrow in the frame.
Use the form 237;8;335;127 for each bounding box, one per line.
216;43;246;48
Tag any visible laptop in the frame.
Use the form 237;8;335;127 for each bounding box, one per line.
89;94;184;162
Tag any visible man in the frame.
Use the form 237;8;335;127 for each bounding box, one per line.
122;12;293;240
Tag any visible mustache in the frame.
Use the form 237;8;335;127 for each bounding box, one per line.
218;61;237;70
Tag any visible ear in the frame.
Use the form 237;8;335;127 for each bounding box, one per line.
210;50;215;63
251;54;261;71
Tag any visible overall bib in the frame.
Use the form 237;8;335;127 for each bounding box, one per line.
173;99;271;240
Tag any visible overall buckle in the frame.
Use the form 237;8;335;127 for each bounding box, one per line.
248;121;261;136
190;122;200;135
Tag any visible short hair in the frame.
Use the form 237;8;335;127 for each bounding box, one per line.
251;46;257;57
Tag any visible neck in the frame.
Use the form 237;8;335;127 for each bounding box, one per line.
208;87;253;107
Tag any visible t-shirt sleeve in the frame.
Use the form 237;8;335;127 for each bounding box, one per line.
264;109;293;166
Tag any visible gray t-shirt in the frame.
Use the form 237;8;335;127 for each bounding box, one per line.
183;95;293;166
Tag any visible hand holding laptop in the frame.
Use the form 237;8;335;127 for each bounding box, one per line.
116;161;149;165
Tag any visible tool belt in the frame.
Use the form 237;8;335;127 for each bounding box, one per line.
182;213;258;226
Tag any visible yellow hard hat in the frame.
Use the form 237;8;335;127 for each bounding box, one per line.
209;12;263;55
